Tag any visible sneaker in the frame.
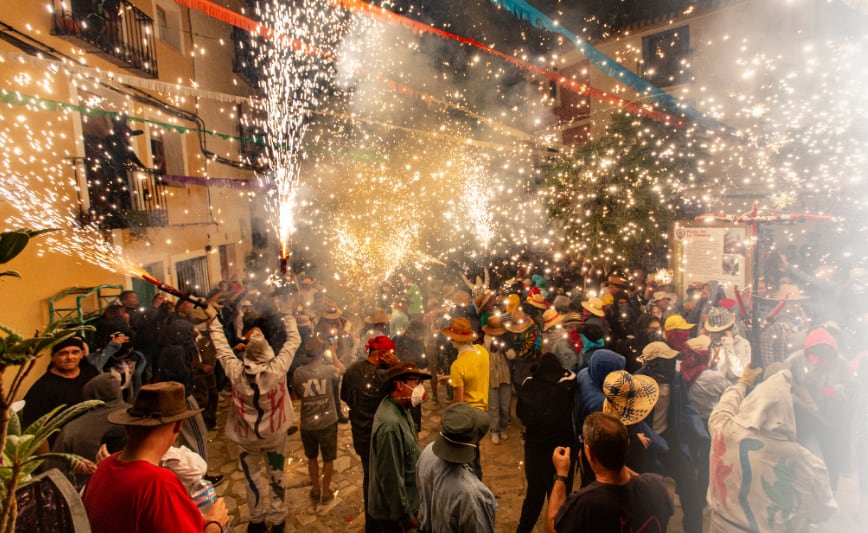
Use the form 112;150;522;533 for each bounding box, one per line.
271;522;285;533
247;522;267;533
287;425;299;436
338;416;349;424
500;432;509;441
491;433;501;445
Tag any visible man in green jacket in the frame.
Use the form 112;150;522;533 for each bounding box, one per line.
368;361;431;532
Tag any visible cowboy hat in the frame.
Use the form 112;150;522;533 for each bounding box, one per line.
474;291;495;311
482;315;507;336
581;297;605;317
364;307;390;324
108;382;202;427
542;308;563;331
384;361;432;387
602;370;659;426
704;307;734;333
506;310;534;333
526;293;549;310
321;304;342;320
561;312;583;327
441;318;476;342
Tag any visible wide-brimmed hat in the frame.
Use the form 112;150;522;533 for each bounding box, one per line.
504;294;521;314
602;370;659;426
542;308;563;331
608;275;627;288
581;297;605;317
321;304;342;320
108;382;202;427
474;291;495;310
561;312;583;327
432;403;490;464
441;318;476;342
772;283;808;301
482;316;507;336
664;314;695;331
704;307;735;332
685;334;712;351
364;307;390;324
384;361;432;386
506;310;534;333
650;291;674;304
638;341;679;364
526;293;549;310
552;294;571;312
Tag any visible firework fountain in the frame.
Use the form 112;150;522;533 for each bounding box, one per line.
252;0;347;276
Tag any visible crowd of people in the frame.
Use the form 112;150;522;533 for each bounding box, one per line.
18;257;868;532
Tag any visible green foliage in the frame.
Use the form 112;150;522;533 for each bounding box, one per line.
0;402;102;500
0;228;59;279
542;111;709;268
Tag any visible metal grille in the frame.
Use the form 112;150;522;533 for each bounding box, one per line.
175;256;210;297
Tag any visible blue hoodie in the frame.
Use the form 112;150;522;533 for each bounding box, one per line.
575;349;626;431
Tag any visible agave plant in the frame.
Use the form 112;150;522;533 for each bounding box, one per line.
0;401;101;533
0;229;58;280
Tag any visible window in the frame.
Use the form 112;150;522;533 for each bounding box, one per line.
641;26;691;88
150;129;185;178
176;256;210;296
155;3;182;51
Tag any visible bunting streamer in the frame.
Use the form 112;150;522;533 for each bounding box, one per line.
162;174;259;189
489;0;727;131
175;0;682;126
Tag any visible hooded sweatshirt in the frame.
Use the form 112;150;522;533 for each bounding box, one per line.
210;316;301;445
576;349;626;429
707;370;836;532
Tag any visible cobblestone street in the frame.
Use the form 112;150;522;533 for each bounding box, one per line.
206;385;863;533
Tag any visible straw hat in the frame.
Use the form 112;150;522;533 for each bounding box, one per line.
704;307;734;332
608;275;627;288
581;297;605;317
527;293;549;310
602;370;659;426
321;303;342;320
108;382;202;427
638;341;679;364
364;307;390;324
542;308;563;331
482;316;507;336
441;318;476;342
504;294;521;314
475;291;495;310
561;312;583;327
685;334;712;351
506;310;534;333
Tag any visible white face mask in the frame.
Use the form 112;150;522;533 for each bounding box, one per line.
411;384;426;407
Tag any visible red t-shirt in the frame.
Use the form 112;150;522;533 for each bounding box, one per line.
84;453;204;533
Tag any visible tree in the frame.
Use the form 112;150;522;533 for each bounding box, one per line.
542;111;708;273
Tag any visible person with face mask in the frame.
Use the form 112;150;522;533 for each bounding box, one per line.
340;335;401;533
368;362;432;533
637;342;709;533
208;309;301;533
705;306;751;382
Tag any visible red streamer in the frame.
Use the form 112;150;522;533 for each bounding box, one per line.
174;0;683;126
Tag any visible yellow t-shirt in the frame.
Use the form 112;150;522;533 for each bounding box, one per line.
449;344;490;410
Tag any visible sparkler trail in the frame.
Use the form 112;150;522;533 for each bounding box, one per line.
252;0;348;266
0;174;145;279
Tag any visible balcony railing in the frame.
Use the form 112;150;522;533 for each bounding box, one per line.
84;162;168;230
232;26;263;88
52;0;158;77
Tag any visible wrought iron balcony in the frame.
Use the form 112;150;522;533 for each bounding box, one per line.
83;161;168;230
52;0;158;77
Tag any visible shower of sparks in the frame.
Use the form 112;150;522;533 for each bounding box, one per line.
0;174;145;278
460;160;496;250
252;0;348;260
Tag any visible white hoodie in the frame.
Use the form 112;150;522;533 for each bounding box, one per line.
210;316;300;445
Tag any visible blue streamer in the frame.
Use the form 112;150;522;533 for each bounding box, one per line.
491;0;728;131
